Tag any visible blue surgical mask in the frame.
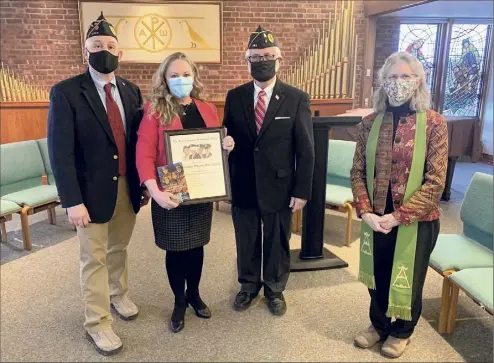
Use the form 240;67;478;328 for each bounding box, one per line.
168;77;194;99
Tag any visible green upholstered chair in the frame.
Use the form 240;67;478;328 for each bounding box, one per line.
0;140;60;250
36;138;56;186
445;267;493;333
325;139;357;247
429;172;493;333
0;199;22;243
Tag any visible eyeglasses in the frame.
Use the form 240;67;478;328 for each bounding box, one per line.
246;54;278;63
385;73;418;81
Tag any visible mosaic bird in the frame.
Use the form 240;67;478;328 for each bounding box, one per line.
179;20;208;48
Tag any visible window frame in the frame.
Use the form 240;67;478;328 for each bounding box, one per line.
398;18;493;118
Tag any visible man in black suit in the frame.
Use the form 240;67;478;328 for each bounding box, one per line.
47;13;148;355
223;26;315;316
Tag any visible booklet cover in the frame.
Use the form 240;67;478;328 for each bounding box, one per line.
157;162;190;203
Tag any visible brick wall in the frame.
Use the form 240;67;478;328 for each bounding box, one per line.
0;0;365;106
373;17;401;87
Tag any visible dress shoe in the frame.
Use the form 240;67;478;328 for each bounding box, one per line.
354;325;382;349
170;296;187;333
110;295;139;320
266;294;287;316
85;328;122;356
381;336;411;358
233;291;259;311
187;294;211;319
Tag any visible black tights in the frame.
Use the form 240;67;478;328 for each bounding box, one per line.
165;246;204;302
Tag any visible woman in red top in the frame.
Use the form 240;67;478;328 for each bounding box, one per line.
136;52;234;333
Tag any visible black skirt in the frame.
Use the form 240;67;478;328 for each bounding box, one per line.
151;200;213;251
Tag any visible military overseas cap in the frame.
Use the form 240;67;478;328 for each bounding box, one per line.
248;25;277;49
86;11;118;40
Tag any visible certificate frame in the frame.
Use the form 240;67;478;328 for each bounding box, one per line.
163;127;231;205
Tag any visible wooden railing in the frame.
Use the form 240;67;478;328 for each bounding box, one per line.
0;99;355;144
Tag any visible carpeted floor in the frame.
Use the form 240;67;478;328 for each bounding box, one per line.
0;162;492;362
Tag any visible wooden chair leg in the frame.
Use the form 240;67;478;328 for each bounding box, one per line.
52;208;57;224
0;222;7;243
215;202;219;211
446;283;460;334
20;206;32;250
47;208;54;225
438;276;452;333
47;207;56;225
344;202;353;247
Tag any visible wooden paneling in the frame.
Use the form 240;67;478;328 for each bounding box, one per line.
0;102;49;144
213;99;355;123
363;0;433;17
0;99;354;144
361;17;377;109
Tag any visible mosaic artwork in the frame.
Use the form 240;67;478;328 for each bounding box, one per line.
399;24;439;90
443;24;491;116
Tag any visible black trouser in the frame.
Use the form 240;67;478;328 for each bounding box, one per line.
166;246;204;301
231;206;292;299
369;219;440;339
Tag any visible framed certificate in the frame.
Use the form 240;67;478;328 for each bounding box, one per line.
163;127;231;205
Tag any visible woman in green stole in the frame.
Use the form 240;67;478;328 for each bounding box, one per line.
350;52;448;359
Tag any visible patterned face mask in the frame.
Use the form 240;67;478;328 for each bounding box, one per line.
383;78;418;106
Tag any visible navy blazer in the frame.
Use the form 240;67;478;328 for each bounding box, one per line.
47;70;144;223
223;79;315;213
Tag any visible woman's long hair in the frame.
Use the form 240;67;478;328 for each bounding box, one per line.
148;52;205;126
373;51;431;113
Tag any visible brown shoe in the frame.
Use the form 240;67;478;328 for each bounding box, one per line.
381;336;411;358
354;325;381;349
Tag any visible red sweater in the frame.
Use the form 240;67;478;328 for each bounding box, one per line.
136;99;220;188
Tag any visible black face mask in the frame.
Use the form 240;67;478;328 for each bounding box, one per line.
250;60;276;82
87;50;119;74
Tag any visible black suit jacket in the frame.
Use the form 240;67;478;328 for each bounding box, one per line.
47;70;144;223
223;79;315;213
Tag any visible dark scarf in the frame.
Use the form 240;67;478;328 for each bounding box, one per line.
386;100;415;140
384;100;416;214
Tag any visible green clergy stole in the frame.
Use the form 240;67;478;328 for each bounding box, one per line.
358;111;427;321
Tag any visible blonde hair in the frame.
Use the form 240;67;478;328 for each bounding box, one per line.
149;52;204;126
373;51;431;113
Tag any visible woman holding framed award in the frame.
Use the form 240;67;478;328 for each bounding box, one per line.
136;52;235;333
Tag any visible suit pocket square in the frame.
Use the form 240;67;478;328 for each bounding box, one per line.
275;117;291;120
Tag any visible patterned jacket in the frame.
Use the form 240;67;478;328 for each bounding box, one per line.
350;109;448;226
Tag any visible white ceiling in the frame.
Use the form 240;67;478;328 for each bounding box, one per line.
383;0;494;19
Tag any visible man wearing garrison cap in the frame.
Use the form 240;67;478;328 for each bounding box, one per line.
47;12;148;355
223;26;315;316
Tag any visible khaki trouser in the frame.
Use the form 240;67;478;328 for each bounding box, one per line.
77;177;136;333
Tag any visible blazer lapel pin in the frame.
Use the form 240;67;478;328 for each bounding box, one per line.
275;94;279;100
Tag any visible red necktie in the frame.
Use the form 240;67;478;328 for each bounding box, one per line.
255;90;266;134
104;83;126;176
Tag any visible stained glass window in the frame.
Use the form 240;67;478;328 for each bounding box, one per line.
399;24;439;91
443;24;492;117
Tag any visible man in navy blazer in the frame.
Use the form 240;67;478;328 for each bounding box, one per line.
223;26;315;316
47;12;148;355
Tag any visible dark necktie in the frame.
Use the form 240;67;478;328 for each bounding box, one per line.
104;83;126;176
